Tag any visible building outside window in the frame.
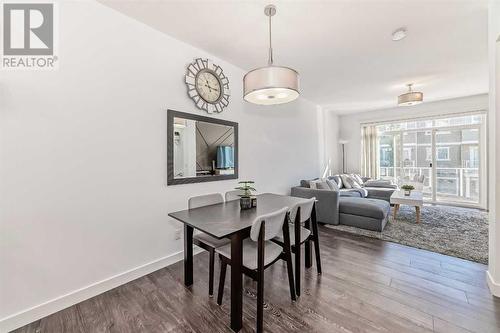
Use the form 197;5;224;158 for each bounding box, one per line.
373;113;485;207
436;147;450;161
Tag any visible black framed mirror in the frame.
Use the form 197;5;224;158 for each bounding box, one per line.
167;110;238;185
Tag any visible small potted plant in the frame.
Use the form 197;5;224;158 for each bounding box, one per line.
401;184;415;196
235;181;256;210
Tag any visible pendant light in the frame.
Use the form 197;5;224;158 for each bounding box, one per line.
243;4;299;105
398;84;423;106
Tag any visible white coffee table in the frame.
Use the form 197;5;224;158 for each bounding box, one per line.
390;191;423;224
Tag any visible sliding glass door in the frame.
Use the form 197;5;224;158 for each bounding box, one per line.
375;113;485;208
401;130;433;200
434;127;480;205
379;132;400;180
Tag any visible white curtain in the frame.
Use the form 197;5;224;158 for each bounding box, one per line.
361;125;379;179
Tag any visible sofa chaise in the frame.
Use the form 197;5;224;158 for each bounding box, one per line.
291;174;398;231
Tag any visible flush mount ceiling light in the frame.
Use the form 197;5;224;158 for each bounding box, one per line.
398;84;423;106
392;27;407;41
243;4;299;105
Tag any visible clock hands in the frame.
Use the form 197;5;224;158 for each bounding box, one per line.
202;73;220;92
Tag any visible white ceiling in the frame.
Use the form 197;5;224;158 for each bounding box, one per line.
99;0;489;114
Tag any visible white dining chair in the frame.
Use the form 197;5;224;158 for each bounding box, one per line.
216;207;295;333
188;193;229;297
225;190;244;202
273;197;321;296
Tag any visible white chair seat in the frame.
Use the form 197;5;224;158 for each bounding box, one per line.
274;225;311;245
216;239;283;270
194;233;230;248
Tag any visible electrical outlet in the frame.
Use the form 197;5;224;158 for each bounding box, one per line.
174;228;182;240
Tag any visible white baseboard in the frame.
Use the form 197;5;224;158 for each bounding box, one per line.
0;248;202;333
487;270;500;297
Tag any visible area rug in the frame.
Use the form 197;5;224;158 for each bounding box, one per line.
326;205;488;264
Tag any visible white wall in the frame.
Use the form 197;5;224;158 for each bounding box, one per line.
337;94;489;174
0;1;322;330
318;108;341;176
487;0;500;297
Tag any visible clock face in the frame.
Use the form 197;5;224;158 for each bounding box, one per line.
185;58;230;113
196;70;221;103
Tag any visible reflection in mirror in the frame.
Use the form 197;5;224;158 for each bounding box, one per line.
173;117;235;179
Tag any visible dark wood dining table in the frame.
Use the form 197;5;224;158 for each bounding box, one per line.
168;193;310;332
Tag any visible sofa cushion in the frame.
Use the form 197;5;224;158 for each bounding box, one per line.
351;174;364;185
340;188;367;198
365;187;397;201
363;179;398;189
339;197;390;220
339;190;362;197
326;178;339;191
339;189;361;197
310;179;330;190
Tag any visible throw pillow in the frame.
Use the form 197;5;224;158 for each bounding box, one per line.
349;176;362;189
330;175;343;188
352;174;364;185
326;178;339;191
343;174;362;189
310;179;330;190
340;174;352;189
350;178;362;189
300;178;318;188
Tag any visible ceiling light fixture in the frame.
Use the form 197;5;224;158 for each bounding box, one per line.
392;27;407;41
398;84;423;106
243;4;299;105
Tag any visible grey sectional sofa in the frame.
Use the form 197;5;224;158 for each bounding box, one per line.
291;175;397;232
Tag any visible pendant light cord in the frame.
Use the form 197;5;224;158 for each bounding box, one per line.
268;12;273;65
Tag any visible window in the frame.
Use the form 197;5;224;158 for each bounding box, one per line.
380;147;392;167
436;147;450;161
371;112;485;207
403;148;412;160
376;114;482;132
426;147;432;161
466;146;479;168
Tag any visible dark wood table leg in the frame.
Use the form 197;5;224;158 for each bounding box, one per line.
184;225;194;286
311;204;322;275
295;220;301;296
230;232;244;332
304;218;312;269
282;216;296;301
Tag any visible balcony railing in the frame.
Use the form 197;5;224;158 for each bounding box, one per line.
379;166;479;204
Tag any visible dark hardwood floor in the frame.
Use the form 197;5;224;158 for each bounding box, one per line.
13;227;500;333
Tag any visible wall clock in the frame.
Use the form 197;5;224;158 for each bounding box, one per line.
185;58;230;113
